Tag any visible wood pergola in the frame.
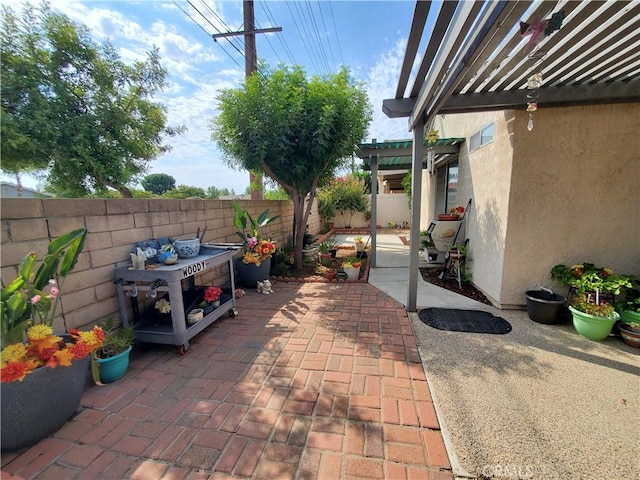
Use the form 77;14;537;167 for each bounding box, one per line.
377;0;640;311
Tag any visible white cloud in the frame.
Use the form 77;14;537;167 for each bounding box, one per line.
2;0;415;195
364;37;412;142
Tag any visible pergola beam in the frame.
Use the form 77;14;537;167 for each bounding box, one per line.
395;1;432;99
439;80;640;113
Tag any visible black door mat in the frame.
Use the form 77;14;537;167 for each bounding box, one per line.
419;308;512;334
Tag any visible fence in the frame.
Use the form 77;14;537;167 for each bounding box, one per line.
1;198;317;332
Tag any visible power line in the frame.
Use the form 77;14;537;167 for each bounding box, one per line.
304;0;330;74
253;5;283;64
259;0;296;65
197;0;244;54
316;0;335;68
327;0;344;66
173;0;244;70
286;0;322;74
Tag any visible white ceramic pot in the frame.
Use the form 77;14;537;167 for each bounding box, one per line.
187;308;204;324
174;238;200;259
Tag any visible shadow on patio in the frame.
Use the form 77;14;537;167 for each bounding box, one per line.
1;282;453;480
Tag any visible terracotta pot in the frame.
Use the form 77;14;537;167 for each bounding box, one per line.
618;321;640;348
437;214;460;221
325;269;337;281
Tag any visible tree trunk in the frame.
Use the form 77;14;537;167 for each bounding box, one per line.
291;193;306;271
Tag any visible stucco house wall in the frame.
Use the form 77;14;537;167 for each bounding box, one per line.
421;102;639;307
504;103;640;305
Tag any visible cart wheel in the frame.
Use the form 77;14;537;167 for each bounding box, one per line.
178;344;188;355
229;308;238;317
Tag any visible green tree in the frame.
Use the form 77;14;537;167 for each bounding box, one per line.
401;171;412;207
322;176;368;228
264;186;290;200
162;185;206;199
211;64;371;268
141;173;176;195
1;3;184;198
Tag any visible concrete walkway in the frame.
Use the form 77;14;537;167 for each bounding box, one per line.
334;232;491;311
358;232;640;479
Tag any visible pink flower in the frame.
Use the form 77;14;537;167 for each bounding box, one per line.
49;287;59;299
247;237;258;249
31;295;41;305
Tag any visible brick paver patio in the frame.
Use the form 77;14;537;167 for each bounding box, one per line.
1;282;453;479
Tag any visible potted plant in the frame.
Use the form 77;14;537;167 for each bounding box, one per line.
342;256;362;280
318;241;332;266
437;205;465;221
92;317;135;384
448;243;468;260
551;263;633;306
324;267;337;281
568;293;620;342
616;279;640;347
323;235;338;258
232;200;279;288
354;235;365;253
616;279;640;324
1;228;105;451
551;263;632;341
198;286;223;314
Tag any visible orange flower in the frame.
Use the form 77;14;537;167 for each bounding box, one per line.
1;362;28;382
0;326;104;383
67;341;91;360
53;348;76;366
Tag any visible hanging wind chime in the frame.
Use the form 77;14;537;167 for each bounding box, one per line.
519;10;565;131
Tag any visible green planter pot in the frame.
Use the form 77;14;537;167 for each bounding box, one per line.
1;356;90;452
235;257;271;289
620;310;640;325
95;345;132;383
569;306;619;341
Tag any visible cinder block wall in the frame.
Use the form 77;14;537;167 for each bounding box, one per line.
0;198;314;332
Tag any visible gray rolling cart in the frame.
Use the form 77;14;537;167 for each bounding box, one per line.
114;248;238;354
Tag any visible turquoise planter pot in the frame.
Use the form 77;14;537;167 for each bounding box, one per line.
96;346;132;383
569;306;619;341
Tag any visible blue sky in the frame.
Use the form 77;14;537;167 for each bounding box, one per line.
3;0;419;194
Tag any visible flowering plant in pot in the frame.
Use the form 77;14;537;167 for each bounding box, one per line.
1;228;104;375
199;286;223;313
551;263;633;296
232;200;279;266
0;228;105;451
568;293;620;342
91;317;135;384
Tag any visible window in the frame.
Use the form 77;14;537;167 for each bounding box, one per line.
470;122;494;151
435;159;458;214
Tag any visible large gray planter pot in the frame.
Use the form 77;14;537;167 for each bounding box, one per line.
235;257;271;289
1;355;90;451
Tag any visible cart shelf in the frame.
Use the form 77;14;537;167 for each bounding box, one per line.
114;249;237;353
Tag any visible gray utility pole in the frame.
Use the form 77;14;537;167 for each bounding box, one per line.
212;0;281;200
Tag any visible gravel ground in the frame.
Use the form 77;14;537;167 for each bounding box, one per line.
408;309;640;480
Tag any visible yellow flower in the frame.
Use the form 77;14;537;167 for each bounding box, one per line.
76;330;102;349
27;324;54;341
1;343;28;363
